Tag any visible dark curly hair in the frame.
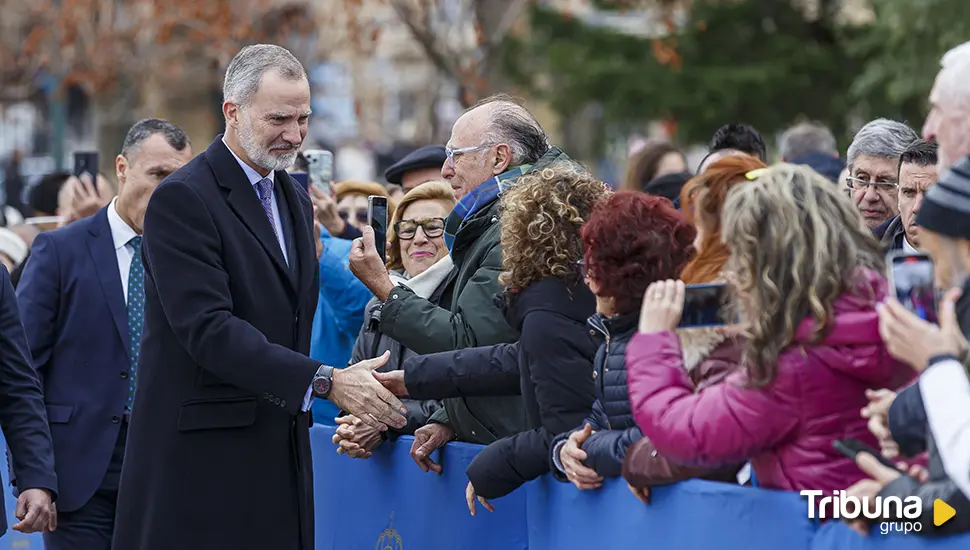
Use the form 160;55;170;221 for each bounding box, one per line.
582;192;696;315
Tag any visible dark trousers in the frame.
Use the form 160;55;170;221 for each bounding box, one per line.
44;418;127;550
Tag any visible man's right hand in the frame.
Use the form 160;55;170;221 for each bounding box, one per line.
328;351;407;431
861;389;898;459
410;423;454;474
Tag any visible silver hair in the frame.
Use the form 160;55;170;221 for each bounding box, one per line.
779;121;837;160
223;44;307;107
472;94;550;166
938;41;970;111
846;118;918;168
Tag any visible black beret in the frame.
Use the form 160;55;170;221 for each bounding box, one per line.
384;145;447;184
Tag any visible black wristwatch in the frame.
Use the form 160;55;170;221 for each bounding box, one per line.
311;365;335;399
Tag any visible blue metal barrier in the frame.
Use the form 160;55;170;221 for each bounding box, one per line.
3;426;969;548
309;425;970;550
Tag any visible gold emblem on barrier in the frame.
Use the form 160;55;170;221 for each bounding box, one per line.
375;511;403;550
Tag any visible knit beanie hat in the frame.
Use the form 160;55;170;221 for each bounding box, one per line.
916;155;970;240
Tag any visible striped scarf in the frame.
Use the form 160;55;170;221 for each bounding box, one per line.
443;165;530;252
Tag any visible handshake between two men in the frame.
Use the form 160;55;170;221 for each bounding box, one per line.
329;367;452;473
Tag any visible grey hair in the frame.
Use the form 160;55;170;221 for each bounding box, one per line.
471;94;550;166
223;44;307;107
846;118;918;168
779;122;837;160
121;118;190;158
937;41;970;112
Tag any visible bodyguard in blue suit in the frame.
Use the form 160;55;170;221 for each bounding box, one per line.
15;119;193;549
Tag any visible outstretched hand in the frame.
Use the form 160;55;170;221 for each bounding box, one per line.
373;370;408;396
328;351;407;430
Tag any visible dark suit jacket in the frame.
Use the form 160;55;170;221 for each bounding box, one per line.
112;137;321;550
15;206;132;512
0;264;57;535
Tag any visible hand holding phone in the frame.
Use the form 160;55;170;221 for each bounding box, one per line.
73;152;100;196
832;439;899;471
678;283;735;328
886;252;938;324
367;196;388;264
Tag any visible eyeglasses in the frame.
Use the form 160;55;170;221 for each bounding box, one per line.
395;217;445;240
576;259;588;278
845;175;897;191
339;209;368;224
445;143;492;167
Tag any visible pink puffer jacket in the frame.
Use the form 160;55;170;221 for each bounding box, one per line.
626;272;915;492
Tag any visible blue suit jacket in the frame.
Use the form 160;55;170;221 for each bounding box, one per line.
16;206;132;513
0;264;57;534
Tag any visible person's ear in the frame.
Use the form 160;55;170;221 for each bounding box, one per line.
115;154;128;190
224;101;240;128
492;144;513;175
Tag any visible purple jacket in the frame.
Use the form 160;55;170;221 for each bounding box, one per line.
626;272;915;492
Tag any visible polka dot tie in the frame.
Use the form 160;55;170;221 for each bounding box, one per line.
126;236;145;411
255;177;281;243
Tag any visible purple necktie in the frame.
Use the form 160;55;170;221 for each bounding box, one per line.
255;177;281;242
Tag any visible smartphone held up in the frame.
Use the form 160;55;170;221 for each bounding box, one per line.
367;195;388;264
303;149;334;195
73;151;100;197
678;283;735;328
886;251;938;324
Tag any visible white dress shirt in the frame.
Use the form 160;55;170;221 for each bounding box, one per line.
222;138;289;265
903;236;918;254
106;198;140;303
222;139;314;412
920;358;970;499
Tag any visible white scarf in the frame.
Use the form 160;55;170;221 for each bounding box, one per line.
388;255;454;299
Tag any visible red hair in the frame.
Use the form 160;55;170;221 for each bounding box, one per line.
582;192;695;315
679;155;767;284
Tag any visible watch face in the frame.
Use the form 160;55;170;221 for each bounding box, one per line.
312;376;331;397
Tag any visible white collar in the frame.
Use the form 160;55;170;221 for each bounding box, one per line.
106;197;139;250
222;137;274;187
903;236;919;253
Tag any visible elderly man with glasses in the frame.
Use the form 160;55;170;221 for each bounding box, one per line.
348;93;578;467
844;118;920;234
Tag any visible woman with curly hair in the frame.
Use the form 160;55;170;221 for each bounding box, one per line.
627;164;914;492
548;192;695;490
375;164;610;511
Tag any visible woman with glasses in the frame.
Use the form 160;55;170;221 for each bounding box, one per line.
373;165;610;512
332;181;456;458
